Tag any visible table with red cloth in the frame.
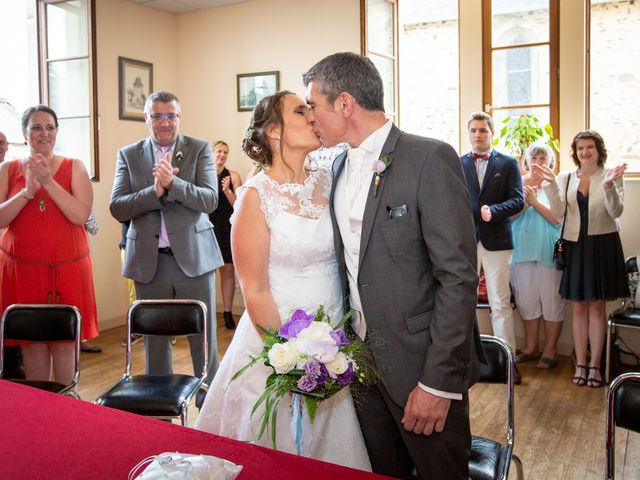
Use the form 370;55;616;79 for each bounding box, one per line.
0;380;391;479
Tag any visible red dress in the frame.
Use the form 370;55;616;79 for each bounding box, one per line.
0;159;98;341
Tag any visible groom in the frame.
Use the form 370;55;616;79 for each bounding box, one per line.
304;53;483;479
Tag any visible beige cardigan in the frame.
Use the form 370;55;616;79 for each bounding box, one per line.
542;167;624;242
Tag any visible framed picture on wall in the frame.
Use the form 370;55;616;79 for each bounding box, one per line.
237;71;279;112
118;57;153;121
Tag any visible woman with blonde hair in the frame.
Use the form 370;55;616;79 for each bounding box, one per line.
209;140;242;329
511;143;564;369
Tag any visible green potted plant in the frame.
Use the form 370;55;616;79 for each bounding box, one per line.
493;113;560;170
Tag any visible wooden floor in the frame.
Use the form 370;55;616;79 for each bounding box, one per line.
73;314;639;479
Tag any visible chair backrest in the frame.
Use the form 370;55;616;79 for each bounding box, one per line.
479;336;512;385
606;372;640;479
1;305;80;342
0;304;81;388
129;300;207;336
124;299;208;377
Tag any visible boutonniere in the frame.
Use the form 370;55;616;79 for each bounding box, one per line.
176;151;184;162
372;154;392;197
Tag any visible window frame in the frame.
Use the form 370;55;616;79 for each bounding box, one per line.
37;0;99;180
481;0;560;155
361;0;399;124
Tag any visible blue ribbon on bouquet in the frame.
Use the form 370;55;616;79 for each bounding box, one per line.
291;394;303;455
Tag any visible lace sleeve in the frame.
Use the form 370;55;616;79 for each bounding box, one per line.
229;172;280;226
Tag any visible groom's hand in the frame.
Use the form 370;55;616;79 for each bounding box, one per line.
402;387;451;436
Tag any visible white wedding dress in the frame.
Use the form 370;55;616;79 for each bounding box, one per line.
194;168;371;472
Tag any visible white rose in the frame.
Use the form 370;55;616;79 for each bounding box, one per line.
268;343;297;374
297;322;338;363
326;351;349;379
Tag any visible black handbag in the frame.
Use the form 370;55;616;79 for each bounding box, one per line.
553;173;571;270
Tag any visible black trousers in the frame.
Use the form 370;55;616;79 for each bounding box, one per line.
356;383;470;480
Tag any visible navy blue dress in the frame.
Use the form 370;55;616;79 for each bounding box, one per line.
209;167;234;264
559;191;629;301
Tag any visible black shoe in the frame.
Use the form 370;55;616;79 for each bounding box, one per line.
514;365;522;385
223;311;236;330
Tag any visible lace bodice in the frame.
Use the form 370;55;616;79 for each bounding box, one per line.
233;167;341;322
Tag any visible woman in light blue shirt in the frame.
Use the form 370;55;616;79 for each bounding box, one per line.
511;143;565;370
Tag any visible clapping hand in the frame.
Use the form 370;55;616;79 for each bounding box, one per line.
604;163;627;189
24;161;41;196
531;163;556;183
523;185;539;206
27;154;53;187
153;154;179;197
221;175;231;194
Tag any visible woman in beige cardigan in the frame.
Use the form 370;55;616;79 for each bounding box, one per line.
537;130;628;388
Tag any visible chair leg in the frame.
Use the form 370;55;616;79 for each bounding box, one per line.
512;453;524;480
605;322;613;384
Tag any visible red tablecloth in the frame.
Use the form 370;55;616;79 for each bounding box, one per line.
0;380;391;479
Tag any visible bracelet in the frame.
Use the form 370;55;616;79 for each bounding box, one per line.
20;188;34;200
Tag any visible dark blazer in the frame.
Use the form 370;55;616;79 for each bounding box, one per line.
460;150;524;251
110;134;224;283
331;125;484;406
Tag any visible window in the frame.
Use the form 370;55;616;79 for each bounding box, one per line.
398;0;459;149
39;0;99;179
483;0;559;148
588;0;640;175
0;1;97;177
363;0;398;123
0;1;39;161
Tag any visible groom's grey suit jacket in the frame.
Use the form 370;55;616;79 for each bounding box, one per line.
331;125;484;406
110;134;223;283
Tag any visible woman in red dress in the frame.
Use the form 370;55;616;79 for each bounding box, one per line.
0;105;98;384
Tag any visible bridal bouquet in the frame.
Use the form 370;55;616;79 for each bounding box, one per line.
230;305;376;451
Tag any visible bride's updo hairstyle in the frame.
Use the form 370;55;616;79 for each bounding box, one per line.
242;90;292;167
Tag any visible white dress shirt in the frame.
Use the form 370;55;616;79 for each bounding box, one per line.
335;121;460;401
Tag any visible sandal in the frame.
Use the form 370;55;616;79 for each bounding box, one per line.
537;356;559;369
572;365;587;386
587;366;603;388
515;351;540;363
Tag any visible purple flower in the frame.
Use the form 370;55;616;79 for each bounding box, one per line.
317;363;330;386
297;374;318;392
330;329;350;346
279;309;314;339
303;361;328;387
336;362;355;385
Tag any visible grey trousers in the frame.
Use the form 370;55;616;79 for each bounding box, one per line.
134;252;218;385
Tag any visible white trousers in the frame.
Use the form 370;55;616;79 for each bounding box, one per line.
478;242;516;351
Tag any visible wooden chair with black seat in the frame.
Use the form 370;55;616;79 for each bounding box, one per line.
469;334;524;480
605;256;640;383
0;304;82;399
95;299;208;426
605;372;640;479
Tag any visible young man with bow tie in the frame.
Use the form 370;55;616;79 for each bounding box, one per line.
461;112;524;379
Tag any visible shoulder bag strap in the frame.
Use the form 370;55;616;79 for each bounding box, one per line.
559;172;571;240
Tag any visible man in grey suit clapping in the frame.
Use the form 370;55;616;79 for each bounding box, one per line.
110;91;223;388
304;53;483;479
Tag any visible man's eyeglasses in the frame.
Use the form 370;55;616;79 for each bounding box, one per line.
150;113;180;122
28;124;58;133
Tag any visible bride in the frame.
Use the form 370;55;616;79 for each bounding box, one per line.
194;91;371;471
